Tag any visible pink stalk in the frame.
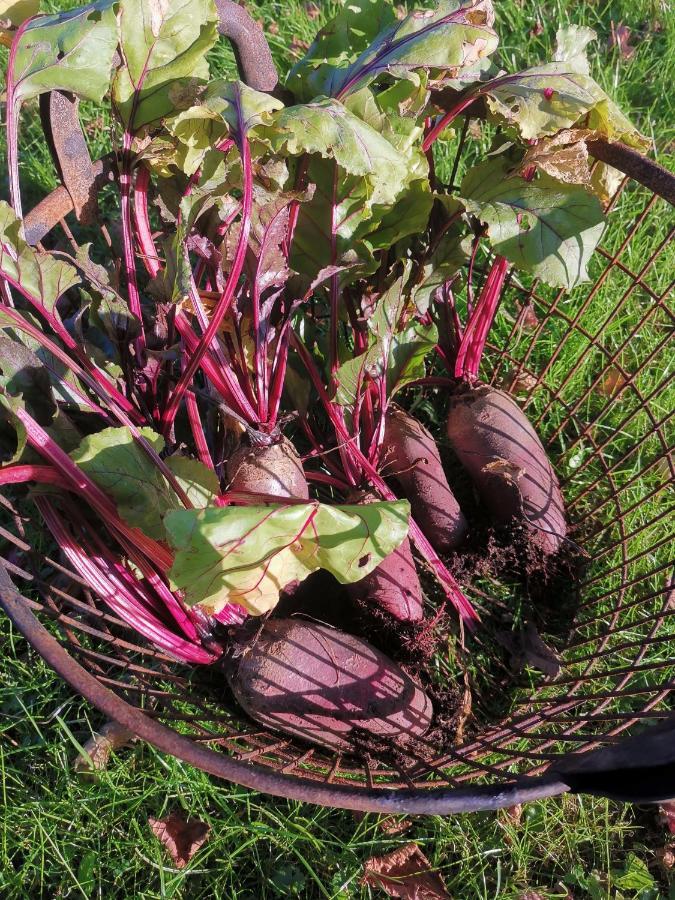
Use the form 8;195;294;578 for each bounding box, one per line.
0;463;70;490
454;255;509;381
267;323;291;428
0;277;142;422
8;399;174;571
161;124;253;434
133;166;162;278
185;387;215;470
304;470;351;491
120;134;147;361
174;312;256;422
422;92;478;152
36;497;216;664
5;16;38;217
289;332;479;625
0;302;192;506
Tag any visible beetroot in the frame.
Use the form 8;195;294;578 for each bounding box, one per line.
382;406;467;553
446;383;566;555
346;489;424;623
226;618;433;752
226;435;309;500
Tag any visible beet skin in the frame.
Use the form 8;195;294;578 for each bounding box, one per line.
226;619;433;752
382;406;467;552
446;384;566;554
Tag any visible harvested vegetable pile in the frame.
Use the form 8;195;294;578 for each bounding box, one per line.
0;0;648;757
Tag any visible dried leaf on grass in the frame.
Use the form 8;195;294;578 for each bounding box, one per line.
304;1;319;19
362;843;450;899
148;810;210;869
73;720;135;777
608;21;636;60
379;816;413;836
598;365;627;397
497;622;561;677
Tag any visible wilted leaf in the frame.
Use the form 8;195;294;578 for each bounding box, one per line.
0;0;39;46
10;0;118;105
112;0;219;130
165;499;410;615
484;27;647;148
656;844;675;871
608;21;635;60
461;155;605;289
362;842;450;899
148;810;210;869
518;129;599;188
167;80;282;175
74;720;135;777
0;202;79;308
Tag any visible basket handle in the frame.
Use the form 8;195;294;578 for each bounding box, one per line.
31;0;277;238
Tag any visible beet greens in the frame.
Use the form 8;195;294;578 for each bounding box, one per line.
0;0;645;677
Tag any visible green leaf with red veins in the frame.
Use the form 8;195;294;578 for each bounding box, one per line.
0;202;80;309
287;0;397;102
271;99;407;204
461;155;605;289
10;0;119;104
483;27;648;147
167;80;283;176
69;427;217;537
165;499;410;615
288;0;498;101
112;0;219;131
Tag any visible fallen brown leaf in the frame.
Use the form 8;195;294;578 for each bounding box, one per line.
362;843;450;899
503;369;538;396
529;20;544;37
74;720;135;777
501;803;523;825
608;21;636;59
304;1;320;19
519;893;546;900
148;810;210;869
267;20;279;35
379;816;413;836
497;622;561;677
598;365;627;397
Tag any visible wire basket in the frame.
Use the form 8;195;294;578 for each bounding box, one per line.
1;7;674;814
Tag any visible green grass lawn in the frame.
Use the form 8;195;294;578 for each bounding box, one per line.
1;0;674;896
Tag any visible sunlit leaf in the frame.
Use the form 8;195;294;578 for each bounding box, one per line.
461;155;605;288
165;499;410;615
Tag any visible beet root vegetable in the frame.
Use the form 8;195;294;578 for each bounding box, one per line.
446;384;566;555
382;406;468;552
346;490;424;623
226;435;309;500
226;619;433;752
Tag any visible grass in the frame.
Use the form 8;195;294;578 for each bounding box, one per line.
1;0;674;896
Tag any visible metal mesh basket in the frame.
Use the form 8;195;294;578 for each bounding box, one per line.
1;7;674;814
